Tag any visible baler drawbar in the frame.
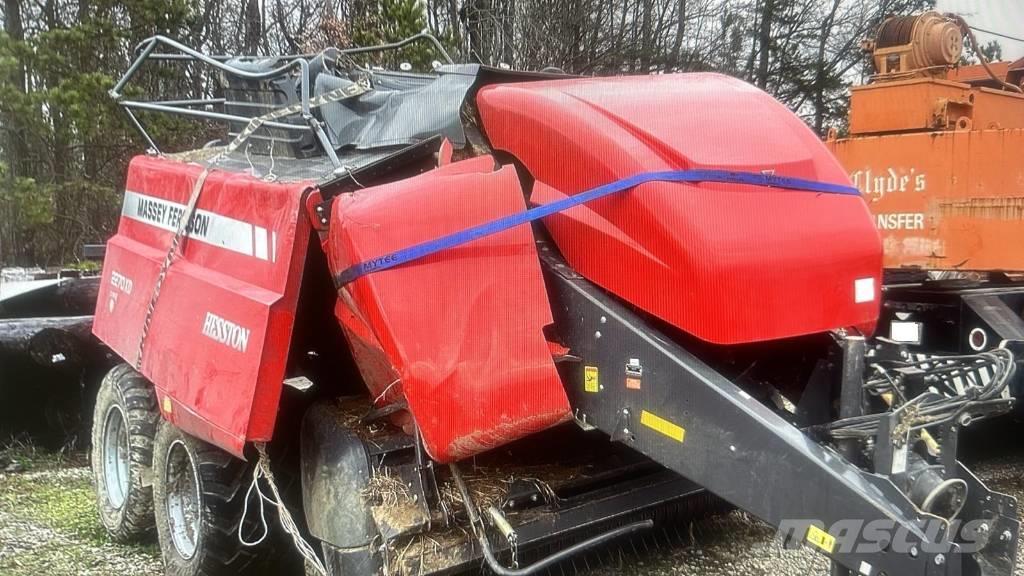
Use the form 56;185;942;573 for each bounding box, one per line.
85;33;1021;576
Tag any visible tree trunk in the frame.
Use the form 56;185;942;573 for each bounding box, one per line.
447;0;462;49
640;0;654;71
3;0;27;179
756;0;775;88
2;0;28;265
243;0;263;54
465;0;489;63
813;0;843;134
44;0;73;264
671;0;686;69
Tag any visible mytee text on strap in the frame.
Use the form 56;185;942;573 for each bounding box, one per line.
333;169;860;287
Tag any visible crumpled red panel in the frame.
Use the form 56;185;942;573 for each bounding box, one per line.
326;157;570;462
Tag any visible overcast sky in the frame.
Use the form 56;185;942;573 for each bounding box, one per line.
936;0;1024;60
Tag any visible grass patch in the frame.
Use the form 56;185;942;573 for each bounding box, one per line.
1;438;100;541
0;470;108;543
1;436;75;471
0;461;161;576
1;540;95;576
0;537;158;576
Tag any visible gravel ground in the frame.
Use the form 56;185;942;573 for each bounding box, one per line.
593;510;830;576
0;450;162;576
593;429;1024;576
2;440;1024;576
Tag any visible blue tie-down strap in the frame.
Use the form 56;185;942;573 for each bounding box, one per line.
333;169;859;286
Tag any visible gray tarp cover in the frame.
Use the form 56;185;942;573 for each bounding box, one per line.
315;64;480;150
208;59;480;181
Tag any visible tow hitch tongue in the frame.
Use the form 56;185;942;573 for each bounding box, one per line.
539;248;1019;576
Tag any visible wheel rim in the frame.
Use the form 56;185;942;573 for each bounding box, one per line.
101;406;130;510
165;440;201;560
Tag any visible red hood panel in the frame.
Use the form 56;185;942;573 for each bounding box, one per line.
478;74;882;344
325;158;570;462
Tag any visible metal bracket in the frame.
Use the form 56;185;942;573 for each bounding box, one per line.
312;200;332;231
941;421;959;477
873;409;910;478
610;407;633;442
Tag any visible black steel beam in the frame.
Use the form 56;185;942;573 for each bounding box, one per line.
513;469;704;545
396;468;706;576
836;335;867;465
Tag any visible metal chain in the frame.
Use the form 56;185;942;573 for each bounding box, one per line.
134;169;210;370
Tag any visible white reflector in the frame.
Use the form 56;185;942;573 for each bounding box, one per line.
890;321;922;344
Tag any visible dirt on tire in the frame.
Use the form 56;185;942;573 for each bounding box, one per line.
90;363;159;543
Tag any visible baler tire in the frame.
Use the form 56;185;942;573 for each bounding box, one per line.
90;363;159;542
152;420;275;576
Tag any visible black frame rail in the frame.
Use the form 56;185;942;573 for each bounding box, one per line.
540;245;1019;576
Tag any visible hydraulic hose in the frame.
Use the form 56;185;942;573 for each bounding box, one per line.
948;13;1023;93
826;347;1016;440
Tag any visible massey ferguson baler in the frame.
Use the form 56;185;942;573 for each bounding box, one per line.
88;35;1020;576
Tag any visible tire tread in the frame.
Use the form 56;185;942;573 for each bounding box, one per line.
153;421;277;576
91;364;159;542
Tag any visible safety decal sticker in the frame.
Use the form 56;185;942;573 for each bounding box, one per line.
584;366;600;393
640;410;685;443
806;525;836;554
625;358;643;390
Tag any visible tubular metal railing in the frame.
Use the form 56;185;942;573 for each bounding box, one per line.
110;33;453;167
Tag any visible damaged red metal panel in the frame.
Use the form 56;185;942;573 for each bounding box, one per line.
92;156;313;456
325;157;570;462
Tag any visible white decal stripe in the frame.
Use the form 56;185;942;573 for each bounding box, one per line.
254;226;268;261
122;190;276;261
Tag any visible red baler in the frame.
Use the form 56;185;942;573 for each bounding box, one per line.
87;34;1018;576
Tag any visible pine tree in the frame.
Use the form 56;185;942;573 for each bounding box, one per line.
0;0;197;265
352;0;434;70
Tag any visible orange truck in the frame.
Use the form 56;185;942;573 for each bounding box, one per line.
828;12;1024;366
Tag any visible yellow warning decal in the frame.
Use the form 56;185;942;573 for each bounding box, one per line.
640;410;685;442
806;525;836;554
584;366;600;393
